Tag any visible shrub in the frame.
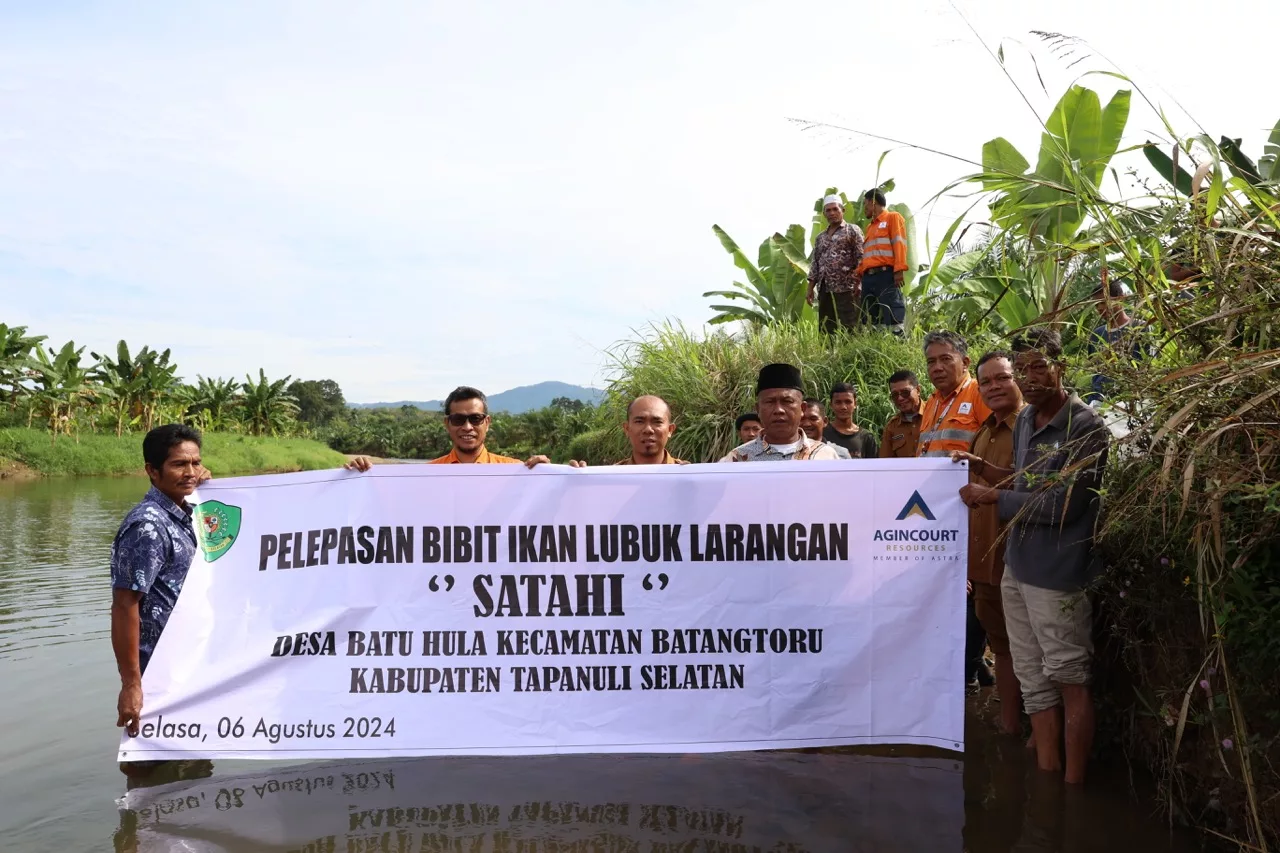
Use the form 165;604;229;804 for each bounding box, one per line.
598;322;927;463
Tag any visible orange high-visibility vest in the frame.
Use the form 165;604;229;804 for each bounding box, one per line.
917;376;991;458
857;210;909;275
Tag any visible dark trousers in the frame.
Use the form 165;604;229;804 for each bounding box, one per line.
965;593;988;683
861;267;905;330
817;290;860;334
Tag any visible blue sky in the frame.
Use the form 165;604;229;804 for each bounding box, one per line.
2;0;1274;402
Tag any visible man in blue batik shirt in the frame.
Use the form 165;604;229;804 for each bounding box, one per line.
110;424;210;744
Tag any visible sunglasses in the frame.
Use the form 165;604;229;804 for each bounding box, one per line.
446;413;487;427
889;389;916;399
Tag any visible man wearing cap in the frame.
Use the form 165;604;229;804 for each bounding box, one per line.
806;194;864;334
720;364;842;462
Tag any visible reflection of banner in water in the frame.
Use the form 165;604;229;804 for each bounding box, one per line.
120;752;963;853
123;461;967;760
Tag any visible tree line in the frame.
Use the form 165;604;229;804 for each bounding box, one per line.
0;329;598;459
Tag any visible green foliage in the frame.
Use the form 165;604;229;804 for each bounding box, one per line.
320;402;599;463
598;322;924;464
0;428;344;476
240;370;299;437
704;225;816;327
925;85;1134;330
0;323;46;411
90;341;181;436
186;376;242;431
289;378;346;427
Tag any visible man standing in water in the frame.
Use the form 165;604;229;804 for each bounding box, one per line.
960;329;1109;784
720;364;840;462
951;351;1026;734
111;425;209;747
806;194;865;334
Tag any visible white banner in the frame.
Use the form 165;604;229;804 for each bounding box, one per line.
119;460;967;761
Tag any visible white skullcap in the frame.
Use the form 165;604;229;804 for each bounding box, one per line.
823;194;842;207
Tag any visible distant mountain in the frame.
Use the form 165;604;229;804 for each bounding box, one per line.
351;381;604;414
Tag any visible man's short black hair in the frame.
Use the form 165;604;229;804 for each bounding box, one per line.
864;188;887;206
923;329;968;357
829;382;858;400
1012;328;1064;359
975;350;1013;375
443;386;487;416
735;412;761;430
143;424;202;470
888;369;919;387
802;397;824;414
1092;279;1126;299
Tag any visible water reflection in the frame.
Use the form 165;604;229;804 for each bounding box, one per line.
116;752;963;852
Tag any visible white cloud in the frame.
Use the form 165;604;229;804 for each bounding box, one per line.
1;0;1275;401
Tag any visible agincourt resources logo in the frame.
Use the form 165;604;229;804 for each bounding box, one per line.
872;489;958;559
196;500;242;562
894;490;936;521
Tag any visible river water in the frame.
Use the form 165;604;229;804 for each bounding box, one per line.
0;476;1202;852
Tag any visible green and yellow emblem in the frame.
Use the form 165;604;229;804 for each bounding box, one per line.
196;500;242;562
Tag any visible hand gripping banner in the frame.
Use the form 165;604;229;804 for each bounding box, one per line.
119;459;967;761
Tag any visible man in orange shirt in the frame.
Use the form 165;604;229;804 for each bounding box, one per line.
351;386;524;469
429;386;523;464
917;330;991;458
857;189;909;335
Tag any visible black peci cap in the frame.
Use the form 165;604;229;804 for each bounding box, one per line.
757;363;803;395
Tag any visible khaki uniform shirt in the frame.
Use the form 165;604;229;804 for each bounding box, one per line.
879;407;923;458
967;408;1021;586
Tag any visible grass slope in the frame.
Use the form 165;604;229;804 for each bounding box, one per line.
0;428;346;477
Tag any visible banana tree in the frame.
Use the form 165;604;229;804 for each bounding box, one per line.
186;376;242;431
704;224;815;326
30;341;103;440
1144;118;1280;195
91;341;181;435
927;84;1132;330
0;323;46;411
240;370;299;436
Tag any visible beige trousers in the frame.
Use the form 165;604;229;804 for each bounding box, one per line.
1000;569;1093;714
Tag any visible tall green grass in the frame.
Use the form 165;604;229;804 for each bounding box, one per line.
578;322;927;463
0;428;346;477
